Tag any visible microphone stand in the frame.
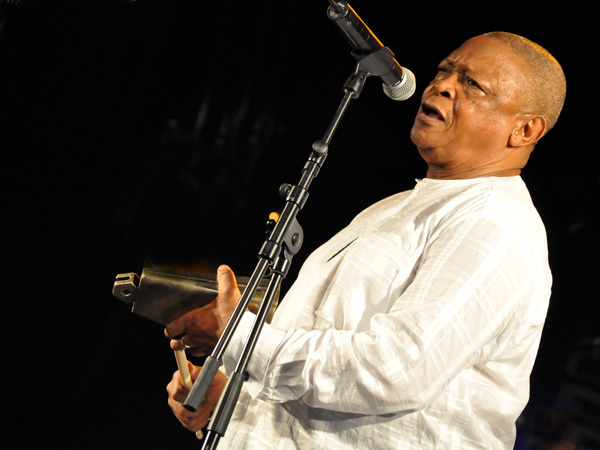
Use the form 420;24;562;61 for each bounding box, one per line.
184;30;401;450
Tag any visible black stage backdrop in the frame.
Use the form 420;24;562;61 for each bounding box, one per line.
1;1;598;449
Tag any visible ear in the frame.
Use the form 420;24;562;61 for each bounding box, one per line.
508;115;547;148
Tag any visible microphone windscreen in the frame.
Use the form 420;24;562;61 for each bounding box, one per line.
383;68;416;101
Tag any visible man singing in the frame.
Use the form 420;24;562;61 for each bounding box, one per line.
165;31;566;449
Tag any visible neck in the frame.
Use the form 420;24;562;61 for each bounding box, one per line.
425;166;522;180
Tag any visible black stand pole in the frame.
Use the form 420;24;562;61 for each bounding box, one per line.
193;66;368;449
183;15;403;446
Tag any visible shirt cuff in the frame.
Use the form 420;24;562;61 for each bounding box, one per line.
222;311;288;398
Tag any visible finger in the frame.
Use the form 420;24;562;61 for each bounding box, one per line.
167;364;223;434
167;395;210;431
168;363;200;395
165;315;188;340
167;371;185;402
167;388;212;431
204;369;228;406
170;384;191;405
187;347;211;357
167;372;187;404
216;265;239;297
170;338;187;352
188;361;200;378
175;407;211;432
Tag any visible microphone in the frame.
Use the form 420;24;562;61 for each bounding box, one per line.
327;1;416;101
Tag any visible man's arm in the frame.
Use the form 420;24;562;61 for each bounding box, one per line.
223;214;549;415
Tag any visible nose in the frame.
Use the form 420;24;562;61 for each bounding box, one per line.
428;72;457;99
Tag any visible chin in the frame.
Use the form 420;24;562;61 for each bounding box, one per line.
409;126;422;146
410;126;434;149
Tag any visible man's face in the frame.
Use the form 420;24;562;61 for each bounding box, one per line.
410;36;529;178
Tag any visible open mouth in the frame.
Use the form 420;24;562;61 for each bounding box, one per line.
420;103;444;121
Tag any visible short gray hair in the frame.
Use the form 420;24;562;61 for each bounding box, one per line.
485;32;566;133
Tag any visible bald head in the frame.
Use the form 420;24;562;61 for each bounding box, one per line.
484;32;566;133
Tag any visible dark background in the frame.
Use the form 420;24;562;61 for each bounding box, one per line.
1;1;598;449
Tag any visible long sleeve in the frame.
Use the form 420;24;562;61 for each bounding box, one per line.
221;176;551;449
224;210;548;414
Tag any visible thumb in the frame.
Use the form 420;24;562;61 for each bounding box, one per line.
217;265;239;297
188;361;201;380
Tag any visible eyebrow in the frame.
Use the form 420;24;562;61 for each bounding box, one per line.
439;58;483;81
438;58;493;94
439;58;472;73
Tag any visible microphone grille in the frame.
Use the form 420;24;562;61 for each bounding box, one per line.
382;67;416;101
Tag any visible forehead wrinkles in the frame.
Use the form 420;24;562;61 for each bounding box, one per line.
444;45;502;78
444;39;528;105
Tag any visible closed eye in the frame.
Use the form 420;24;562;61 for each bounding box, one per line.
466;77;482;89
